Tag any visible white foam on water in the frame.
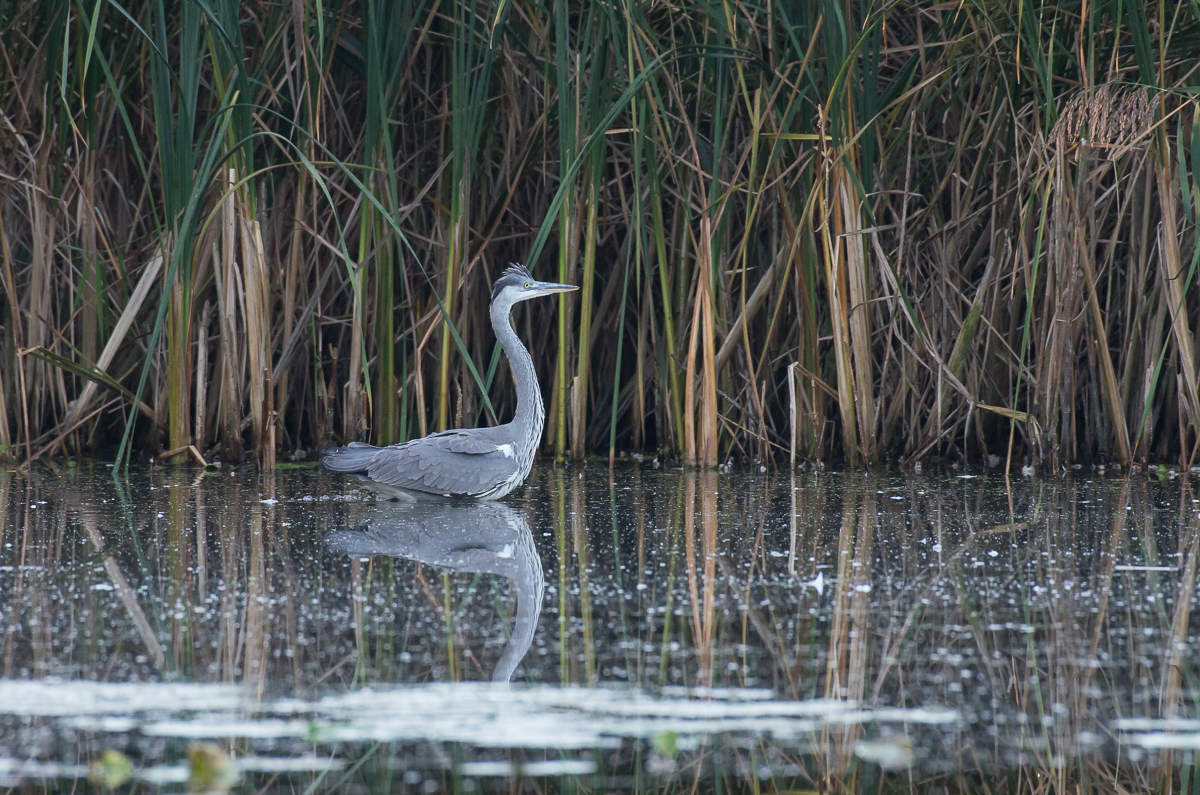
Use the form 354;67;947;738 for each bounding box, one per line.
142;718;311;739
237;755;345;773
459;759;596;777
136;764;190;784
0;680;961;751
310;710;618;750
520;759;598;776
456;761;515;776
867;707;960;725
855;737;915;770
0;758;89;779
0;680;245;716
1125;733;1200;749
1113;718;1200;732
64;716;139;732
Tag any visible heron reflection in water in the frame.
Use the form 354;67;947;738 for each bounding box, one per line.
322;264;576;501
324;501;544;683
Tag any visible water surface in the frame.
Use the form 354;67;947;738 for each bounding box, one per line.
0;463;1197;792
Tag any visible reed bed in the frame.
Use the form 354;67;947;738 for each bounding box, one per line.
1;0;1199;468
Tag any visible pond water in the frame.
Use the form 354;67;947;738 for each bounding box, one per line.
0;462;1198;793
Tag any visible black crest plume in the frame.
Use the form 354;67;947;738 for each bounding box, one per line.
491;263;534;302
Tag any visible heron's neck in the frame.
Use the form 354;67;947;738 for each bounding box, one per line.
491;301;544;456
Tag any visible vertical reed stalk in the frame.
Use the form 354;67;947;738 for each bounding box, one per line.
437;202;462;433
373;201;397;445
240;208;270;466
166;278;189;463
820;161;860;466
571;176;597;460
0;221;26;460
194;302;210;454
0;361;8;456
609;231;633;462
345;263;366;441
216;175;242;461
570;12;608;460
551;0;579;458
79;153;100;370
838;170;875;460
651;165;684;455
1154;154;1200;434
277;172;306;446
698;217;718;468
683;277;700;466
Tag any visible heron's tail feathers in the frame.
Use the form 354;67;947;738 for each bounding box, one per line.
321;442;379;473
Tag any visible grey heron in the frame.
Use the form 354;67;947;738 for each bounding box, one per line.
321;263;576;500
323;501;543;683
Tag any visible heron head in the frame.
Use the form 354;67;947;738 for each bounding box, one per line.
491;263;578;306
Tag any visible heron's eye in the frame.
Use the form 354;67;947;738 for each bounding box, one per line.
524;282;531;288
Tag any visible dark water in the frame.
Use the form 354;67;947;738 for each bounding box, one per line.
0;463;1198;793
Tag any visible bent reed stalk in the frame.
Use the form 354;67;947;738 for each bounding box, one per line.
1;0;1199;470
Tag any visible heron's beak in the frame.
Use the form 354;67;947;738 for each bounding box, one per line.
532;280;579;295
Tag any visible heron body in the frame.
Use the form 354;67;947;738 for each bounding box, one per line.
322;264;576;501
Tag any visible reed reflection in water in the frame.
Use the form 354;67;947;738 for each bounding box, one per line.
0;463;1197;793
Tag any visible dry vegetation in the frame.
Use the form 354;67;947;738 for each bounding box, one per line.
1;0;1199;469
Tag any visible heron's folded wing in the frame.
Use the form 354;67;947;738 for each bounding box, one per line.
426;429;509;455
366;435;518;497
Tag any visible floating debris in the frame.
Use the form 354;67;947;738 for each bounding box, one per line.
855;735;916;770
